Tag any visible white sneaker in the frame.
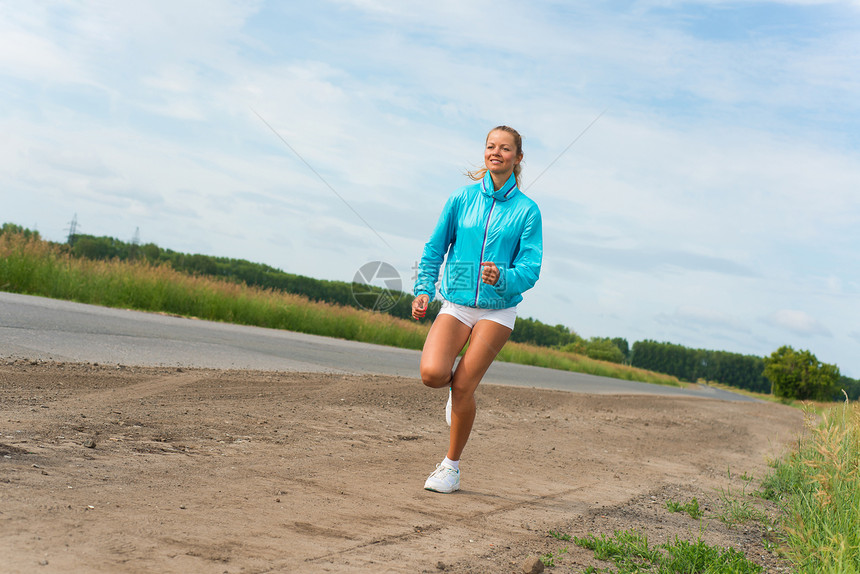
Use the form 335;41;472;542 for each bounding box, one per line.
424;464;460;493
445;388;452;426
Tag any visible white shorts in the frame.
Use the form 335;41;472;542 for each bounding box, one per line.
437;300;517;330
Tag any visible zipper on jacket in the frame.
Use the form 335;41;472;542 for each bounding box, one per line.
475;199;496;306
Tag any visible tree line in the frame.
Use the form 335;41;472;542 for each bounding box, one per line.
632;339;859;401
3;223;856;400
631;340;770;392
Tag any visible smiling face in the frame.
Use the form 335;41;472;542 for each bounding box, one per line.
484;129;522;184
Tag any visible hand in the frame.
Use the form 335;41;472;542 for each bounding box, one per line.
412;294;430;320
481;262;500;286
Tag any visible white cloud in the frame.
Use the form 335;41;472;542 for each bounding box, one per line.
0;6;85;83
657;305;751;334
763;309;833;337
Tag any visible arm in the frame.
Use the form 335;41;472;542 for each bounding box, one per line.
413;193;458;303
494;205;542;297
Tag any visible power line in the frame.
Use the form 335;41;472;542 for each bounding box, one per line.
251;108;393;251
525;109;607;191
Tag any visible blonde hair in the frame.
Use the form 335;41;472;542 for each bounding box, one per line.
467;125;524;188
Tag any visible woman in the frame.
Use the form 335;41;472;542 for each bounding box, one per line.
412;126;543;493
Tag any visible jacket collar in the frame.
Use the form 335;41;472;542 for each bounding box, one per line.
481;170;519;201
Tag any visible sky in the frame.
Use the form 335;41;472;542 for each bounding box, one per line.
1;1;858;378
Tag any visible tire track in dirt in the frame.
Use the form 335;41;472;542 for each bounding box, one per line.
0;370;208;419
0;369;210;458
302;485;592;565
67;371;206;407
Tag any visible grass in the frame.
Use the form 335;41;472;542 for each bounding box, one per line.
498;342;680;386
546;449;859;573
548;529;572;542
0;232;429;349
666;498;704;520
696;379;782;404
544;484;776;572
697;379;845;417
0;231;681;386
542;470;786;572
759;397;860;573
575;530;763;573
713;469;769;527
540;546;568;567
717;486;768;527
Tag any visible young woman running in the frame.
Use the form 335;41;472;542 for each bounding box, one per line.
412;126;543;493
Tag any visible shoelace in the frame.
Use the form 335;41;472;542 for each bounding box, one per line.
432;466;458;479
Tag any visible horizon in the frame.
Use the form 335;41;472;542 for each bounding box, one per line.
5;219;853;379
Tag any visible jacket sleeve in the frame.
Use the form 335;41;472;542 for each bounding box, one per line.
413;193;458;302
494;203;542;298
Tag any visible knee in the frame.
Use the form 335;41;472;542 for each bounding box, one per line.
420;363;452;388
450;385;476;406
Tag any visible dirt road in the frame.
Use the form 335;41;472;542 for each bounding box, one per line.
1;362;803;573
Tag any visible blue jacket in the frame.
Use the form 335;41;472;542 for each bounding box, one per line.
414;171;542;309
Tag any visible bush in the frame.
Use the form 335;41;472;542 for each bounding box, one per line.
764;346;840;401
585;338;626;364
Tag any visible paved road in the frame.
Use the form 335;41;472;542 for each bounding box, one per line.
0;291;754;401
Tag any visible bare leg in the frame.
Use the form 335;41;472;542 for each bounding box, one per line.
446;320;512;461
419;314;472;389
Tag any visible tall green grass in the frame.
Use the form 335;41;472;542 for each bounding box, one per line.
497;341;679;386
0;232;428;349
762;397;860;572
0;232;679;385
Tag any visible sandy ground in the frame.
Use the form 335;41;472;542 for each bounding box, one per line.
0;361;804;573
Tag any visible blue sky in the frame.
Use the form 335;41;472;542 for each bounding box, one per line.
2;1;858;378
